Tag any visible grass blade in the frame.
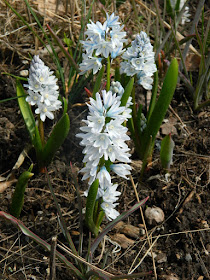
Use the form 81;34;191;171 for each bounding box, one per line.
47;24;79;73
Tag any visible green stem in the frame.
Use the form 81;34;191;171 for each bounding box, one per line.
38;116;45;146
140;135;153;179
95;210;105;229
106;56;111;92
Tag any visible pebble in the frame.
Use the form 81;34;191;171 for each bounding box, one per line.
20;70;29;76
145;206;165;225
185;253;192;262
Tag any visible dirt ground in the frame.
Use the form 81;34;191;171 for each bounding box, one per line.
0;1;210;280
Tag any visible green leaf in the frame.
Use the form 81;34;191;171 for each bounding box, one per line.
120;77;134;107
147;71;158;122
16;80;36;141
16;80;43;163
0;211;86;280
114;66;121;82
166;0;174;17
10;165;34;217
85;179;100;236
136;104;143;137
42;113;70;166
160;134;175;169
90;197;149;255
62;97;68;115
175;0;181;12
141;58;178;154
140;135;153;179
92;66;105;99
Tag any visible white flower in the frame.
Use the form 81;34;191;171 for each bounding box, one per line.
101;202;120;221
24;55;62;121
120;31;157;90
102;184;121;203
95;40;114;58
105;13;121;28
110;81;124;96
87;113;105;133
77;89;132;220
79;55;102;75
110;163;132;179
137;72;154;90
169;0;190;25
35;103;55;122
97;166;112;190
25;90;41;106
79;13;127;75
181;5;190;25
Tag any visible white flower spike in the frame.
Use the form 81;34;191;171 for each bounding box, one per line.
24;55;62;121
120;31;157;90
77;86;132;220
79;13;127;75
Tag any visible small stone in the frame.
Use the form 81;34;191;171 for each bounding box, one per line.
20;70;29;76
157;252;167;263
140;228;145;235
185;253;192;262
161;274;179;280
145;206;165;225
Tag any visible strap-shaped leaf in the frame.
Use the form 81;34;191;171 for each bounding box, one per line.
85;179;100;236
141;58;178;152
160;133;175;169
10;165;34;218
16;80;36;142
147;71;158;122
120;77;134;107
42;113;70;166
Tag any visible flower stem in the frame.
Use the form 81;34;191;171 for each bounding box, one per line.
106;56;111;92
38;116;45;147
95;210;105;229
38;116;45;173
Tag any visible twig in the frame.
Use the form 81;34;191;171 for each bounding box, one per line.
49;236;57;280
169;105;191;135
135;0;200;56
57;243;114;277
130;175;157;279
128;235;159;275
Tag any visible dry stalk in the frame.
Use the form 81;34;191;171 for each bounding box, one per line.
136;0;200;56
130;175;157;279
